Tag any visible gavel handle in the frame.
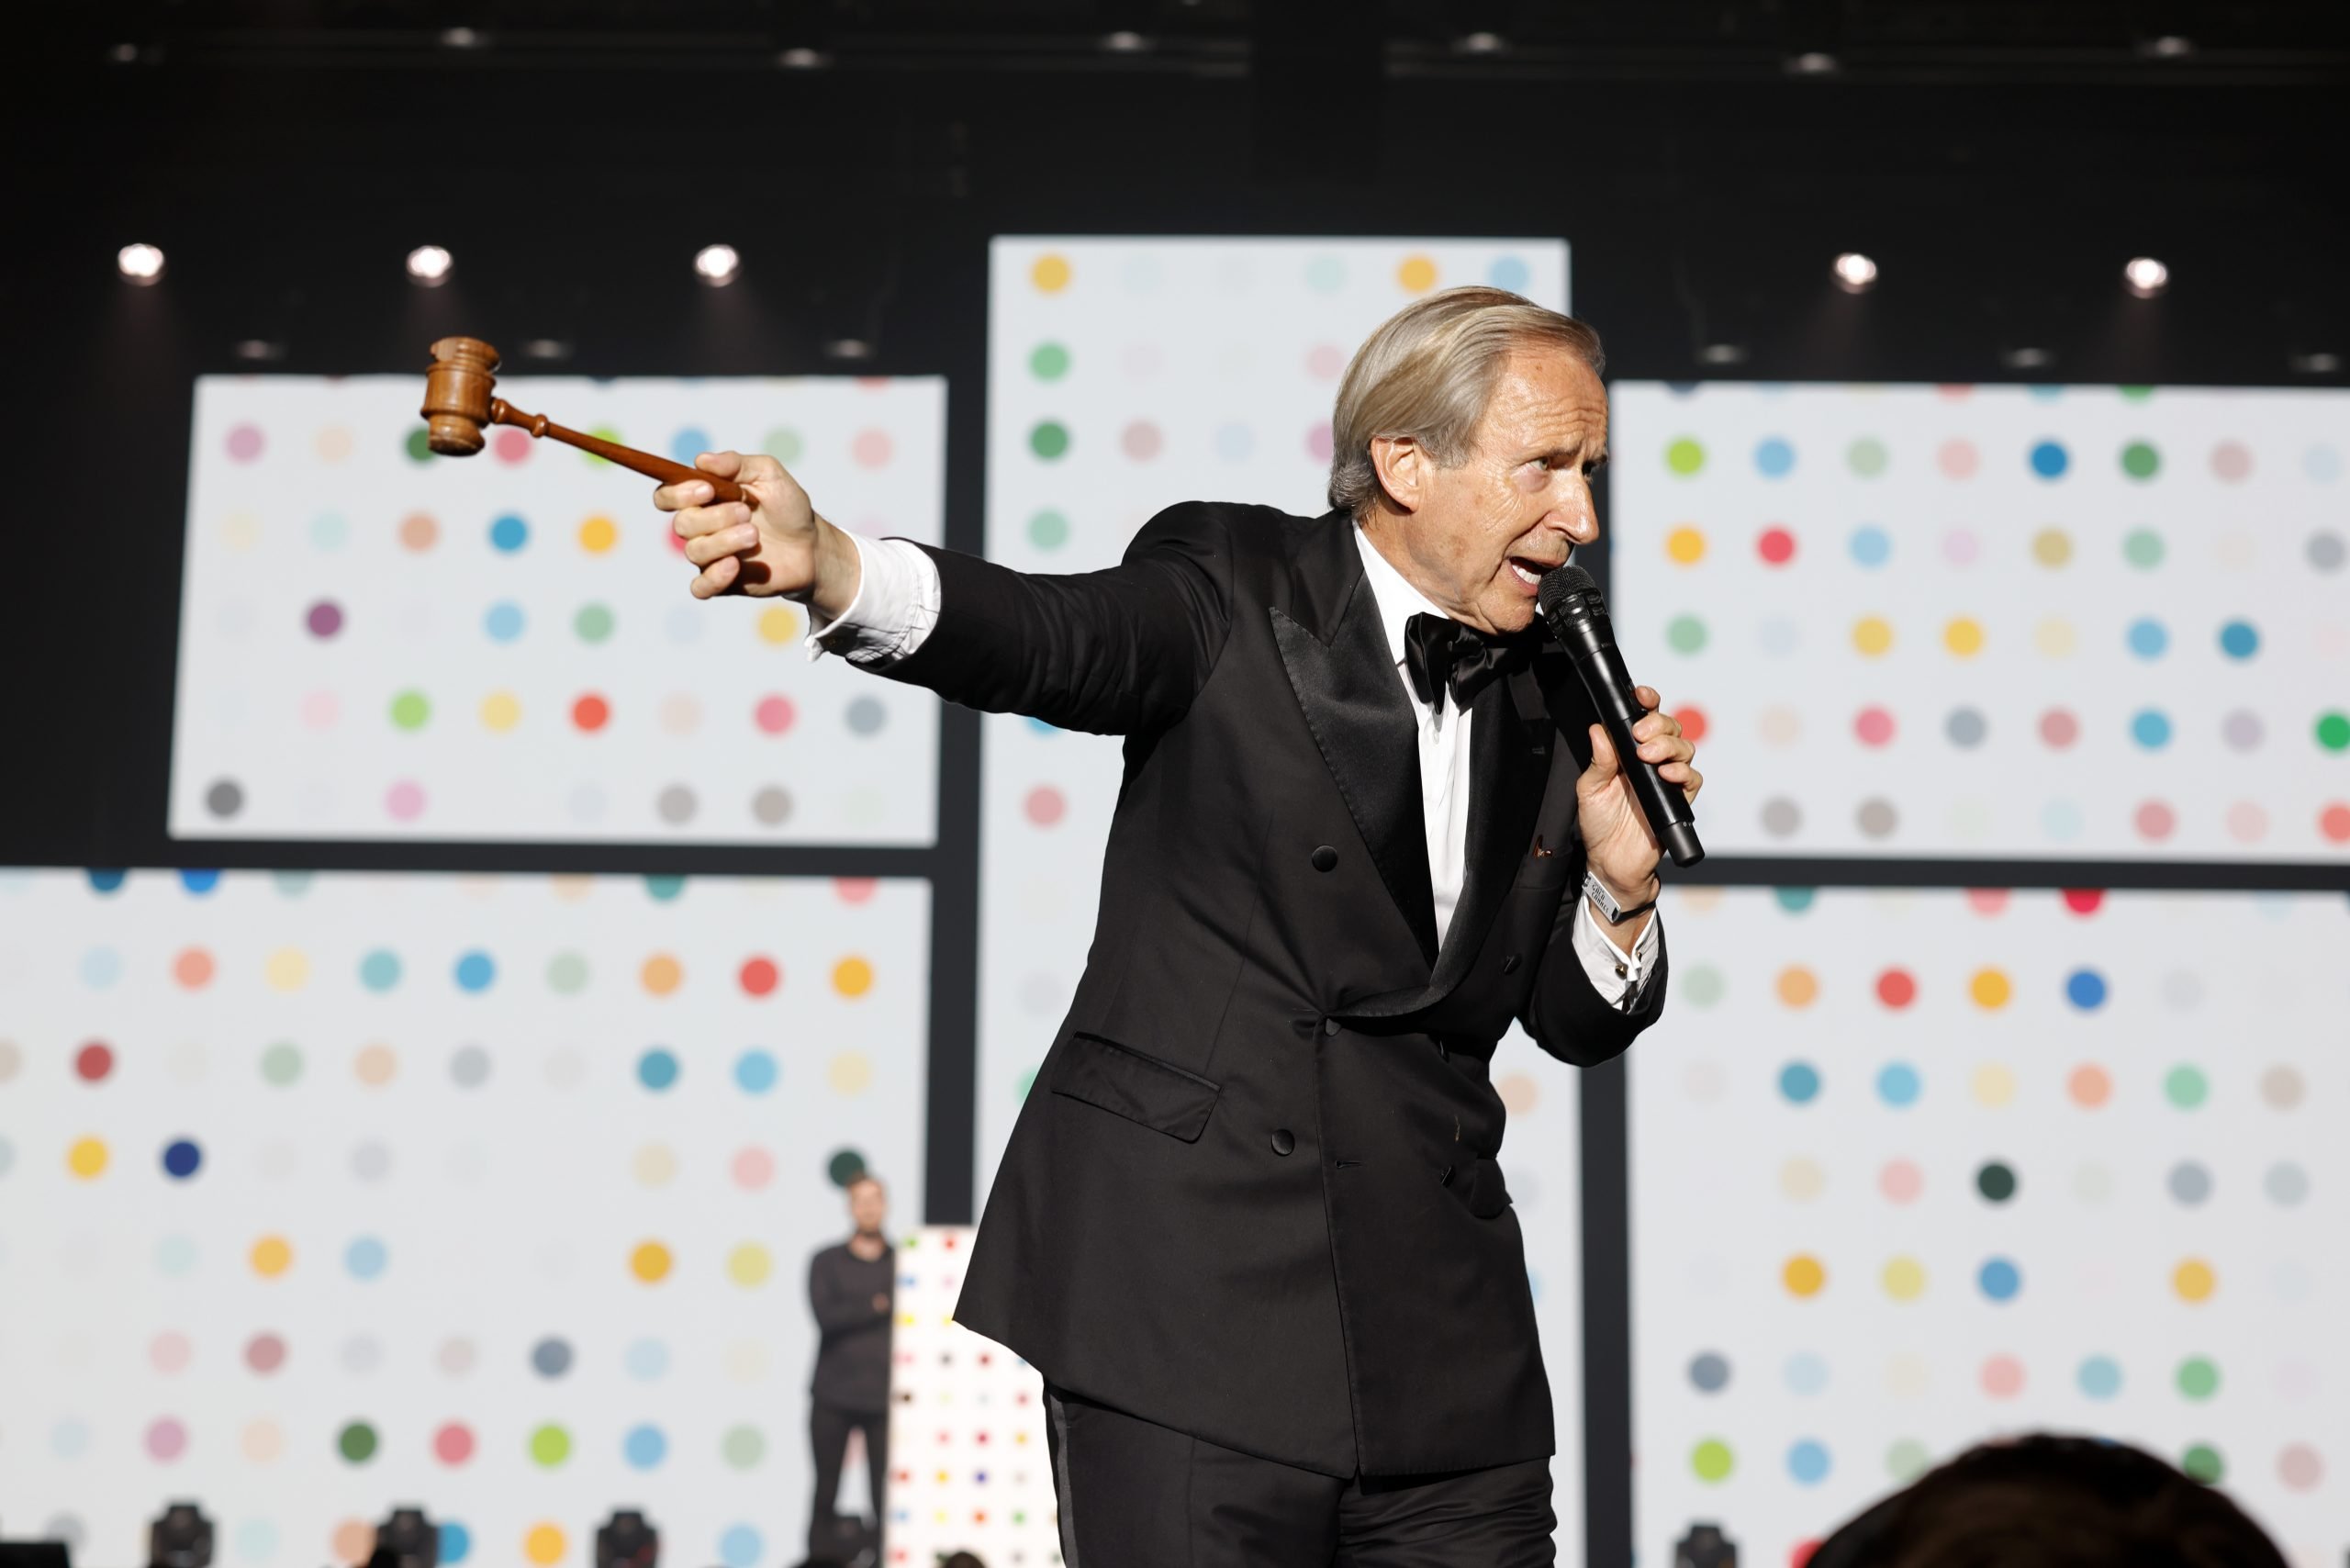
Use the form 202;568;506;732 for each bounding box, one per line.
488;399;746;503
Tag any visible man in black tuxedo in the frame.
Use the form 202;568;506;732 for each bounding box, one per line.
656;287;1701;1564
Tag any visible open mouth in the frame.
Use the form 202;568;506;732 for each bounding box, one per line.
1506;555;1558;587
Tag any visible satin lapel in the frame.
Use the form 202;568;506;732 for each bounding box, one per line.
1425;669;1552;996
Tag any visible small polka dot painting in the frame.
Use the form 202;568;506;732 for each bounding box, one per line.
171;374;946;844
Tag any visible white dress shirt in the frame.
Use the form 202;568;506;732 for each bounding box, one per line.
811;529;1660;1008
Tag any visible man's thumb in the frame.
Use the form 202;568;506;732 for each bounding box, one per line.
1586;722;1619;780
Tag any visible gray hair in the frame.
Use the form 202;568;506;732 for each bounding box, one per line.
1326;286;1605;515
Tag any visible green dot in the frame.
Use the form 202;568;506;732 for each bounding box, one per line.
1029;420;1070;460
1691;1439;1734;1482
1847;437;1888;476
1773;887;1817;913
722;1425;766;1469
1886;1439;1930;1483
1028;510;1070;551
1976;1161;2018;1203
1665;438;1706;476
389;691;431;731
1029;342;1071;381
2165;1065;2209;1109
2121;442;2160;480
644;876;686;902
546;952;589;995
2121;529;2165;568
2119;385;2155;401
2177;1357;2221;1399
1015;1066;1037;1103
261;1043;303;1086
763;428;803;464
404;428;434;465
827;1148;868;1187
1666;615;1707;654
582;426;623;467
2181;1443;2223;1484
1684;966;1726;1007
574;603;616;644
2316;711;2350;752
337;1422;377;1463
529;1424;571;1467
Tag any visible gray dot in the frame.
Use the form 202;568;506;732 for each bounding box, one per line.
437;1337;476;1376
2221;709;2264;751
1856;799;1898;839
2162;970;2204;1011
206;779;245;818
0;1135;15;1179
845;696;888;735
1944;707;1988;747
657;784;698;823
272;870;314;896
1689;1351;1730;1393
532;1337;574;1378
341;1335;383;1374
0;1038;20;1081
1761;798;1802;837
2261;1065;2305;1109
2167;1160;2211;1205
543;1047;587;1090
349;1141;392;1182
44;1518;85;1552
450;1045;491;1088
2309;532;2345;573
2265;1161;2310;1206
752;786;794;825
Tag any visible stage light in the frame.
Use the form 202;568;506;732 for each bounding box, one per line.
2140;34;2194;58
406;245;453;286
1698;342;1749;366
440;27;486;50
694;244;741;287
1832;252;1877;294
108;42;140;62
2123;256;2169;297
118;242;166;284
149;1502;214;1568
2288;351;2342;375
234;340;285;363
1999;345;2054;370
777;47;828;69
1785;50;1840;75
1101;30;1152;52
595;1512;657;1568
824;338;876;362
520;338;573;362
1453;31;1508;54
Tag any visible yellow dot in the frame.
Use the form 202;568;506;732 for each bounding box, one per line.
629;1241;672;1283
632;1144;677;1187
1665;526;1707;565
2174;1259;2216;1302
2033;618;2076;657
640;954;682;995
1030;253;1072;293
727;1243;773;1287
250;1235;293;1277
480;691;521;732
1973;1063;2018;1107
827;1052;874;1095
1783;1254;1827;1297
1882;1256;1927;1300
833;956;874;997
1852;616;1894;656
757;604;800;645
577;515;618;554
264;947;309;991
1396;254;1438;293
222;511;262;551
1779;1158;1825;1201
524;1524;566;1566
2031;528;2073;566
67;1137;109;1179
1969;968;2012;1009
1943;617;1985;656
1774;966;1818;1007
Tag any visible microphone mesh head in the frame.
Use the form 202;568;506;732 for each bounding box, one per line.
1538;563;1600;619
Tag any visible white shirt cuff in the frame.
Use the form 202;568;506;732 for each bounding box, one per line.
1572;896;1661;1010
803;532;941;668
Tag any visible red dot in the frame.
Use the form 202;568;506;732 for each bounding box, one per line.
834;878;878;904
571;694;610;733
433;1422;475;1465
2038;709;2079;749
755;695;795;735
1853;706;1896;746
244;1333;287;1373
2321;803;2350;844
738;958;779;997
1791;1543;1822;1568
1756;526;1796;566
1671;706;1707;744
75;1041;114;1082
2062;889;2104;914
666;524;687;555
2134;800;2177;841
1024;786;1067;826
1981;1354;2025;1397
1965;888;2009;914
493;428;533;465
1875;969;1917;1008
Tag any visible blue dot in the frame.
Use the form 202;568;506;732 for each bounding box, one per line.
488;513;529;553
1978;1257;2021;1302
1784;1353;1830;1394
359;949;402;991
2218;620;2260;659
1787;1439;1831;1484
718;1526;762;1568
2027;385;2065;402
87;869;128;893
484;601;525;643
438;1523;472;1565
1774;887;1817;913
1876;1062;1921;1107
624;1425;667;1469
453;951;496;992
1754;437;1796;476
2077;1356;2122;1399
2131;710;2173;749
1778;1061;1821;1104
671;427;713;465
162;1139;203;1179
345;1236;388;1280
2126;618;2168;659
179;869;221;894
80;947;123;988
1024;716;1059;736
645;875;686;902
2030;440;2069;478
1487;255;1531;292
734;1049;778;1094
1848;526;1891;567
625;1338;670;1380
638;1048;680;1091
235;1524;279;1562
2066;969;2109;1010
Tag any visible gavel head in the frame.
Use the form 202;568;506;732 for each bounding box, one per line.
420;336;502;455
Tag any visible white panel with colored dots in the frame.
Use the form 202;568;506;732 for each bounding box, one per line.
0;867;929;1568
1609;382;2350;862
1630;885;2350;1567
169;375;946;844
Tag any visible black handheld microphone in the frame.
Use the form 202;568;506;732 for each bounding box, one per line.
1537;565;1705;868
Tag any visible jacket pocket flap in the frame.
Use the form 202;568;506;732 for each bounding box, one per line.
1051;1033;1220;1143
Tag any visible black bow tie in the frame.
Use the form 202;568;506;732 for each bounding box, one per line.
1403;612;1533;710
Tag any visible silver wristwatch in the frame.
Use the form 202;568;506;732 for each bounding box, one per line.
1582;869;1655;924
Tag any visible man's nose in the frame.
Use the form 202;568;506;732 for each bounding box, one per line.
1546;487;1598;544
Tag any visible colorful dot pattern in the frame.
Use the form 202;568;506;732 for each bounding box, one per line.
1637;886;2344;1565
171;375;947;846
0;868;929;1568
1614;383;2350;862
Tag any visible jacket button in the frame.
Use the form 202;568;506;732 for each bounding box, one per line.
1271;1128;1296;1157
1311;845;1338;872
1501;953;1522;974
1322;1017;1341;1037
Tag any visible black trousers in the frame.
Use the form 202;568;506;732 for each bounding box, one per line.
807;1400;889;1558
1043;1383;1555;1567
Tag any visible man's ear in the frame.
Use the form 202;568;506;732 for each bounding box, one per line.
1368;434;1424;514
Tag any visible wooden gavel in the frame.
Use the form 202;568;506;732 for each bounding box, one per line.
418;336;745;501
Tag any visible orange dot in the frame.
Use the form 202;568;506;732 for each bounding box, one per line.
571;694;610;733
630;1241;673;1283
2067;1064;2111;1107
251;1235;294;1277
173;947;215;989
1396;254;1438;293
1783;1254;1827;1297
640;954;682;995
1775;966;1818;1007
353;1044;397;1086
398;512;438;551
1030;253;1072;293
1969;968;2012;1009
577;515;618;554
331;1520;376;1566
2173;1259;2216;1302
1672;706;1707;744
832;956;874;998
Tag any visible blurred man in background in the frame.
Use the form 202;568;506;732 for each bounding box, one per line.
802;1174;893;1567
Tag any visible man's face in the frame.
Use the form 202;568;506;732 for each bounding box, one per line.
1377;348;1607;635
848;1179;887;1234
